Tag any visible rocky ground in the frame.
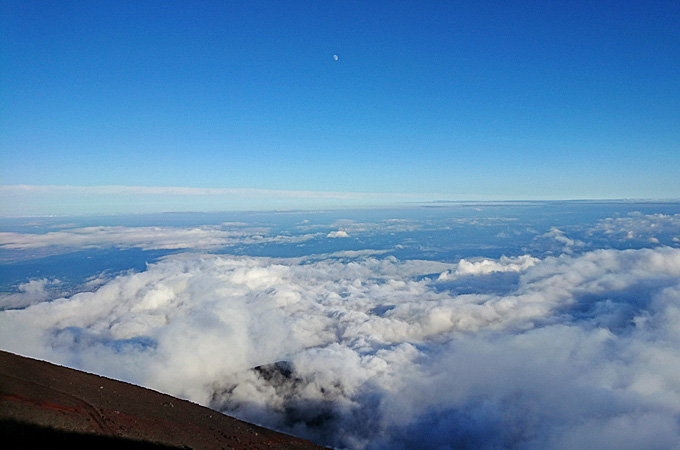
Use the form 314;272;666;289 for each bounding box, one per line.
0;350;329;450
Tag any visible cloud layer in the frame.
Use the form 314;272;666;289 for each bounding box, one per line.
2;245;680;449
0;224;317;251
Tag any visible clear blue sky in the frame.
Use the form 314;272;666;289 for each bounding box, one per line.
1;0;679;214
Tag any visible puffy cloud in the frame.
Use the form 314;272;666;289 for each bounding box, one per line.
590;213;680;246
2;248;680;449
438;254;539;280
326;249;390;258
0;278;61;309
533;227;585;254
327;230;350;238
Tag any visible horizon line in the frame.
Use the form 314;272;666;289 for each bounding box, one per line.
1;184;679;219
2;184;679;201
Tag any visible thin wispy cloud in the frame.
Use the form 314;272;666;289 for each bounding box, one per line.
1;185;425;199
0;185;449;217
0;225;316;251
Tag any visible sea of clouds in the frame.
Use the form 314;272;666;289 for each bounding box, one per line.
2;211;680;449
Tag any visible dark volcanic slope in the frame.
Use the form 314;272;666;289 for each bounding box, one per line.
0;350;328;450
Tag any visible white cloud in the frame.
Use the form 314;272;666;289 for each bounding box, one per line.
438;254;539;280
0;278;61;309
533;227;585;254
327;230;350;238
2;247;680;449
0;225;319;251
590;213;680;245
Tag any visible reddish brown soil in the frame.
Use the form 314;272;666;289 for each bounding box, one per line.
0;350;329;449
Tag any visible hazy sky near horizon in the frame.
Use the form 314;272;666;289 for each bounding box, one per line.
1;0;679;214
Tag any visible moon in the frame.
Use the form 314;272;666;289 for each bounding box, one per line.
333;54;339;61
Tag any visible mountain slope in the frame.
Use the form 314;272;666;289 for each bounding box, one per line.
0;350;329;450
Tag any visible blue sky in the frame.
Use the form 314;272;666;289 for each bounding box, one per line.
1;0;679;215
